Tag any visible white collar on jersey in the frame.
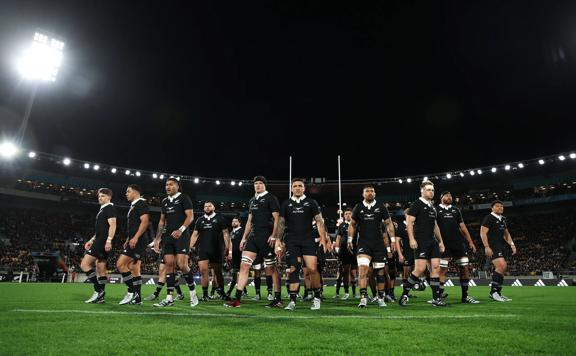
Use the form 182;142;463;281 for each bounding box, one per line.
204;212;216;220
439;204;452;209
167;192;181;202
99;202;113;210
419;197;434;208
362;200;376;208
130;197;145;206
290;194;307;203
255;191;269;199
232;226;242;232
491;212;503;221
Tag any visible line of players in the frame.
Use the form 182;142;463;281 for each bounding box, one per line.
80;176;517;308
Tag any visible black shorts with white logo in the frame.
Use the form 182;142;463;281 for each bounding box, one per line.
231;250;241;269
162;232;191;256
244;229;276;261
414;240;440;260
490;244;506;261
442;240;467;259
121;238;148;261
356;238;387;264
285;235;317;260
85;238;108;261
198;246;223;264
401;246;415;267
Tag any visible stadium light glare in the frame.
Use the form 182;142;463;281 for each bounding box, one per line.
83;163;90;169
469;170;475;176
459;172;465;177
505;165;511;170
17;31;64;82
93;165;99;171
111;168;117;174
152;173;158;179
231;181;236;186
518;163;524;168
238;181;243;186
159;174;164;179
398;179;403;184
135;171;141;177
28;151;36;158
570;153;576;159
216;180;221;185
559;155;566;161
125;170;131;175
423;176;428;181
406;178;412;183
0;141;19;159
477;169;482;175
491;167;497;173
62;157;71;166
538;159;545;165
193;177;200;184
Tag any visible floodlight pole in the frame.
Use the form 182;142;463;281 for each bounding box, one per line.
16;83;39;146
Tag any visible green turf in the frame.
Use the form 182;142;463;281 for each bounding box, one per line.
0;283;575;355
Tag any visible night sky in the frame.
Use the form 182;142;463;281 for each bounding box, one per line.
0;1;575;180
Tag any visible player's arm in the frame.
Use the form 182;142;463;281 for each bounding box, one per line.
190;229;199;249
155;214;166;241
276;216;286;241
129;213;150;249
383;217;395;253
85;234;96;250
458;222;476;253
105;217;117;251
334;233;341;254
315;213;330;253
504;229;516;255
223;228;231;253
480;226;492;258
406;215;417;249
172;209;194;238
396;238;405;263
347;219;357;252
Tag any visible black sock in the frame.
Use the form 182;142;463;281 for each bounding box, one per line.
132;276;142;296
166;273;175;296
369;284;377;297
202;287;209;298
121;272;133;293
183;271;196;292
344;284;349;294
85;269;99;292
254;277;261;296
439;281;445;297
313;288;321;299
266;275;273;295
235;288;243;301
304;288;310;297
461;278;469;299
490;272;502;295
430;277;440;300
210;283;216;296
351;281;356;296
98;276;107;292
402;274;419;296
360;288;368;298
336;275;342;295
228;271;238;295
289;291;297;302
275;291;281;301
155;281;165;296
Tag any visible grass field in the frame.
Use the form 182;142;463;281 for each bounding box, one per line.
0;283;575;355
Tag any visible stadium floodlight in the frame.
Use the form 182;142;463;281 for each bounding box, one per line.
175;177;180;181
93;165;99;171
17;31;64;82
135;171;141;177
505;164;511;170
406;178;412;183
570;153;576;159
28;151;36;158
538;159;545;165
398;178;403;184
469;170;475;176
152;173;158;179
423;176;428;181
459;172;465;177
231;181;236;186
477;169;482;175
446;173;452;179
558;155;566;161
159;174;164;179
193;177;200;184
518;163;524;168
111;168;117;174
62;157;71;166
491;167;497;173
83;163;90;169
0;141;19;159
216;180;221;185
238;181;243;186
125;170;131;175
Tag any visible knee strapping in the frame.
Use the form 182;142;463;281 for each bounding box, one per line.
241;256;254;266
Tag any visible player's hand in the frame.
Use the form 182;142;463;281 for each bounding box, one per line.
390;243;396;253
153;239;161;254
275;240;284;258
409;239;418;249
267;235;276;248
105;241;112;252
171;230;182;239
438;242;445;254
485;246;493;258
347;241;353;253
511;245;517;255
227;249;233;261
320;239;329;254
240;238;247;251
84;241;93;250
469;243;477;254
398;253;405;264
129;237;138;249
